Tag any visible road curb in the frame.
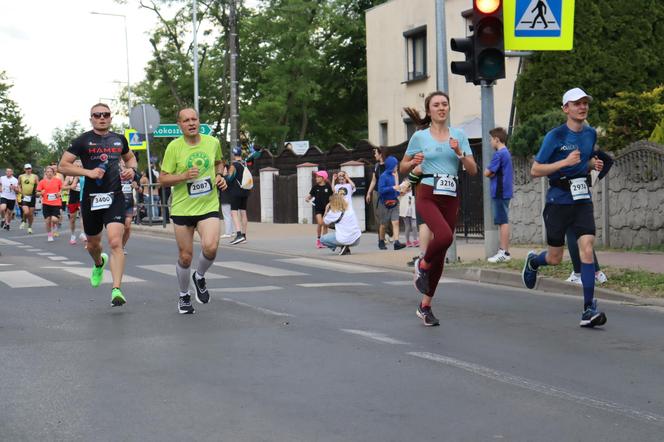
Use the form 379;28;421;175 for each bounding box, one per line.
132;224;664;308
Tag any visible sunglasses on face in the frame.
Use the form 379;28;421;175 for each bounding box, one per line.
91;112;111;119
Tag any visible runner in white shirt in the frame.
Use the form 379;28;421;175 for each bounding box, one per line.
0;168;19;230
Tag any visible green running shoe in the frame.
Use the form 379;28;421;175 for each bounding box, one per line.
111;288;126;307
90;252;108;288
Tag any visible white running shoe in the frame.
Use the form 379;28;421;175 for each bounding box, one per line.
488;249;511;263
79;232;87;241
220;233;232;239
566;271;582;285
595;271;608;284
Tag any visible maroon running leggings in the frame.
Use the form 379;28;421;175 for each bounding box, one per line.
416;184;460;297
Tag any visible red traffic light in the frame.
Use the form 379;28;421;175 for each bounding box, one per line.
475;0;500;15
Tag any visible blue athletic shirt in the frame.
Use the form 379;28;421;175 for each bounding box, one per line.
535;123;597;205
487;147;513;199
405;127;473;187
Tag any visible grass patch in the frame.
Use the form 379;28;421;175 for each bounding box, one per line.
450;258;664;299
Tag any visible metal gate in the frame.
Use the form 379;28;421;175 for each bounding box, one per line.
456;140;484;238
246;175;261;222
273;174;298;223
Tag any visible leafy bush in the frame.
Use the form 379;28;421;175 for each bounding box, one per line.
603;86;664;151
509;109;566;157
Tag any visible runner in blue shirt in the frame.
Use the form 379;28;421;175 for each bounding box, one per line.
400;91;478;326
521;88;607;328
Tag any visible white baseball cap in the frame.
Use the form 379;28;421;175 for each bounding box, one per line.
24;163;32;169
562;88;592;106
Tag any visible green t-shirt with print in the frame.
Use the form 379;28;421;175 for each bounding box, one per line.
161;134;222;216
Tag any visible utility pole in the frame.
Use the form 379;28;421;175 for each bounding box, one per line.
192;0;200;113
481;81;499;256
229;0;239;150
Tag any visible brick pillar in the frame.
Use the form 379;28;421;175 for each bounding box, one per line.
297;162;318;224
259;167;279;223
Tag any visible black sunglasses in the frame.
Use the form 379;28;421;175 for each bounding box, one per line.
91;112;111;119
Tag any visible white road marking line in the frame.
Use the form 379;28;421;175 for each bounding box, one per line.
0;271;57;288
278;257;388;273
209;286;283;293
138;264;228;279
42;267;144;283
37;252;55;256
408;351;664;426
16;245;31;249
0;238;22;246
221;298;293;317
48;256;69;261
0;263;14;267
341;329;410;345
62;261;85;266
26;249;41;252
297;282;369;288
214;261;307;277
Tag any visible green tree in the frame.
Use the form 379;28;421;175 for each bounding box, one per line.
604;86;664;150
515;0;664;130
0;72;32;169
509;109;566;157
49;121;84;164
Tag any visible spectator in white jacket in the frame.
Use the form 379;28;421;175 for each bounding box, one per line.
321;194;361;255
398;180;419;247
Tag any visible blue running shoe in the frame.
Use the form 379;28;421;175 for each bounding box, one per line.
580;299;607;328
522;250;538;289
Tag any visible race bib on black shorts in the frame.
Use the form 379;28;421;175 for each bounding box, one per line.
90;192;114;211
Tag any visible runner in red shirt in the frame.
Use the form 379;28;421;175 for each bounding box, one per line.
36;166;63;242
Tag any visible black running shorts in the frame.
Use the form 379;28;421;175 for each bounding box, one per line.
543;203;596;247
171;211;219;227
42;204;60;219
81;192;126;236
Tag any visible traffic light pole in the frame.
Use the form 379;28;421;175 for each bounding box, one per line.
481;81;499;258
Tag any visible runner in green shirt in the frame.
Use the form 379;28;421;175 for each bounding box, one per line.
159;108;227;314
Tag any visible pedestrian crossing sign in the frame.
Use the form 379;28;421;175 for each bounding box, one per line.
124;128;147;151
504;0;575;50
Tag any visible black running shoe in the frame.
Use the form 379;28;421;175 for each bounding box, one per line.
338;245;351;255
230;233;246;245
178;294;195;314
416;304;440;326
394;240;406;250
413;258;430;294
378;239;387;250
192;273;209;304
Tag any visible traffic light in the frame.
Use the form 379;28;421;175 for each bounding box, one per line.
450;8;476;84
450;35;475;84
472;0;505;82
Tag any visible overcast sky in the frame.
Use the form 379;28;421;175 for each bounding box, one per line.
1;1;172;144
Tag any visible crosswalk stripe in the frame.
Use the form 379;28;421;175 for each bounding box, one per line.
341;329;410;345
0;238;22;246
26;249;41;252
138;264;228;279
0;270;57;288
208;286;282;293
48;256;69;261
221;297;293;317
42;266;144;283
383;281;413;286
16;245;31;249
214;261;307;277
0;263;13;267
62;261;85;266
37;252;55;256
297;282;369;288
278;257;388;274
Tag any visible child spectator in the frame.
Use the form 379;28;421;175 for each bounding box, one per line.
399;180;419;247
305;170;332;248
332;171;355;208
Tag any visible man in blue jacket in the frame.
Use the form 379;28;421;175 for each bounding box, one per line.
378;156;406;250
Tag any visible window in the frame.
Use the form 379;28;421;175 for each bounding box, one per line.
403;116;416;140
379;121;388;146
404;26;427;82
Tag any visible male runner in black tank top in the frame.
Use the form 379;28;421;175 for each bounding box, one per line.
58;103;138;308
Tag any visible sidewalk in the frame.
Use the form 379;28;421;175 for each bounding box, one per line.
132;222;664;306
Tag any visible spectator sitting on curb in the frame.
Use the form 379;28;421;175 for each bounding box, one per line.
378;156;406;250
321;194;361;255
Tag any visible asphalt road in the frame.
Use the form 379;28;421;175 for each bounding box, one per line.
1;224;663;441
